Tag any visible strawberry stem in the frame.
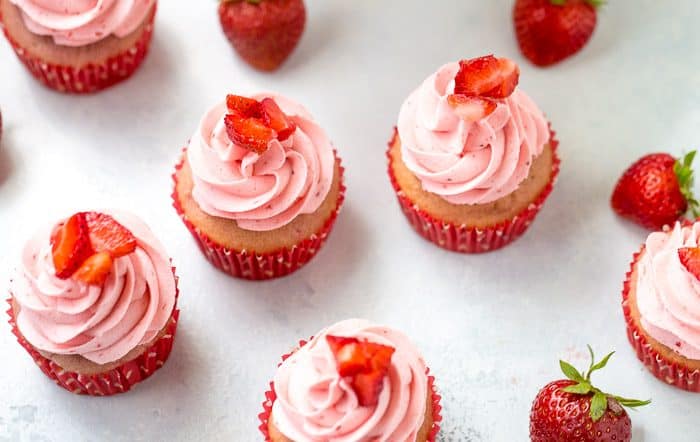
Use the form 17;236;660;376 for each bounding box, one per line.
559;347;650;422
674;150;699;218
549;0;605;7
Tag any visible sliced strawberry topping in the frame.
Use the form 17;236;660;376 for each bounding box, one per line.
73;252;113;286
83;212;137;258
447;94;497;122
51;213;94;279
679;247;700;281
326;335;396;407
226;94;262;118
260;98;297;141
453;55;520;99
224;114;276;154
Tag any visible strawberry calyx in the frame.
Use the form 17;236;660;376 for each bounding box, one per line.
326;335;396;407
50;212;138;286
558;346;650;422
448;55;520;122
224;94;297;154
549;0;605;7
674;150;700;218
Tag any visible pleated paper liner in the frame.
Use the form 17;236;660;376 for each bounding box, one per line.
258;339;443;441
7;267;180;396
171;151;346;281
387;125;560;253
0;5;156;94
622;249;700;392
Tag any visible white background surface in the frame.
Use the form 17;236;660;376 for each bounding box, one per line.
1;1;700;441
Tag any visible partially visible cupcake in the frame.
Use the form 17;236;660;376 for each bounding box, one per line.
388;55;559;253
172;93;345;280
8;210;179;396
259;319;442;441
623;220;700;392
0;0;157;93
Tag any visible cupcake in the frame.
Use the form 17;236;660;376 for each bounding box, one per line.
387;55;560;253
172;93;345;280
623;220;700;392
7;210;179;396
259;319;442;441
0;0;157;93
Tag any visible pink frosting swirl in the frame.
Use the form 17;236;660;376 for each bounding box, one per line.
9;0;155;46
10;211;176;365
397;62;550;205
187;93;336;232
637;222;700;360
271;319;428;442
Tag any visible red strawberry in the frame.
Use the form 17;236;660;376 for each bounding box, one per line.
326;335;396;407
611;151;699;230
530;347;650;442
224;114;276;154
226;94;262;117
453;55;520;99
260;98;296;141
679;247;700;281
447;95;497;122
218;0;306;72
51;213;94;279
83;212;137;258
514;0;603;67
73;252;113;286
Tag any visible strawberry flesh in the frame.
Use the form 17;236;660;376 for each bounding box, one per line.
679;247;700;281
326;335;396;407
453;55;520;99
51;213;94;279
260;98;297;141
73;252;113;286
83;212;137;258
225;114;276;154
447;94;497;122
226;94;262;118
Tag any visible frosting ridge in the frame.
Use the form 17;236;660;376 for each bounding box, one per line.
271;319;428;442
10;211;176;365
637;222;700;360
9;0;155;46
187;93;335;232
397;62;550;205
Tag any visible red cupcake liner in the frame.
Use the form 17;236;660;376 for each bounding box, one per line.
622;249;700;392
171;151;346;281
387;126;560;254
0;5;156;94
258;339;442;441
7;267;180;396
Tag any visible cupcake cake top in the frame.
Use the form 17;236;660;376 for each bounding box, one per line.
271;319;428;442
187;93;336;231
636;221;700;360
10;210;176;365
9;0;155;47
398;55;550;205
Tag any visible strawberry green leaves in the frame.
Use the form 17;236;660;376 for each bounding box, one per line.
674;150;699;218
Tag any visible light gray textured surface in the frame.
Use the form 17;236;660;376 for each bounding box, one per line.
1;1;700;441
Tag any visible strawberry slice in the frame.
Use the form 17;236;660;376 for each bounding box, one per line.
226;94;262;118
260;98;297;141
454;55;520;99
447;94;497;122
51;213;94;279
83;212;137;258
224;114;276;154
326;335;396;407
352;370;387;407
73;252;113;286
679;247;700;281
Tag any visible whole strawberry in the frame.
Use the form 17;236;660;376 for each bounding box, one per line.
530;347;650;442
611;151;698;230
218;0;306;72
514;0;603;67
